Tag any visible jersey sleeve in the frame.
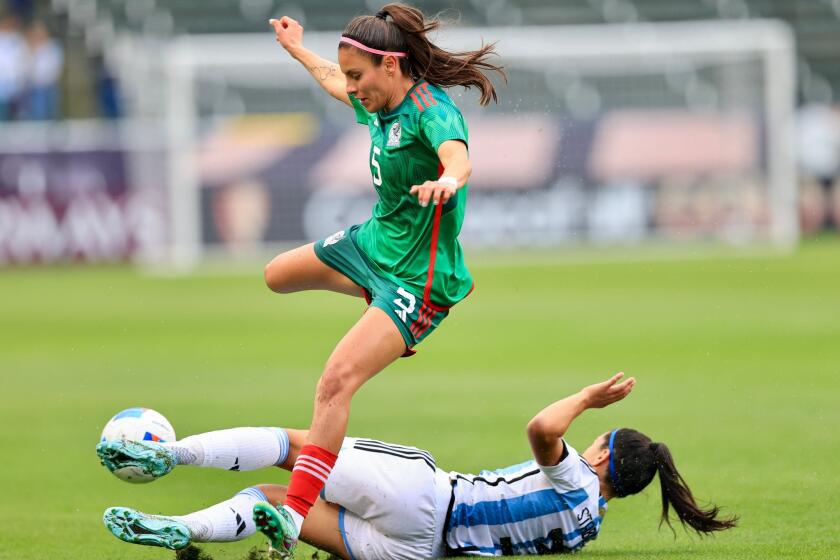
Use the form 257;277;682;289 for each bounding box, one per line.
537;440;593;493
348;94;372;125
419;102;469;152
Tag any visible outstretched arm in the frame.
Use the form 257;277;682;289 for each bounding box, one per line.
269;17;351;107
527;373;636;466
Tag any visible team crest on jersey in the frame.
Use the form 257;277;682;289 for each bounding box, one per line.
323;230;346;247
387;121;402;147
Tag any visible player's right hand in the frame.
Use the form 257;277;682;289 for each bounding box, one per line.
269;16;303;52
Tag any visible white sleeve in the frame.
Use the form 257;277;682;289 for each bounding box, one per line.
537;439;590;492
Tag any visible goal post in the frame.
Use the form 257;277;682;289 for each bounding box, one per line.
115;19;797;269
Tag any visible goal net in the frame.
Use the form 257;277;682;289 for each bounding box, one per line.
113;19;797;268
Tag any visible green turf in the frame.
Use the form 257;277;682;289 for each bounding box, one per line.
1;239;839;559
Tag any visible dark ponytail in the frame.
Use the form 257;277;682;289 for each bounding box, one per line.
606;429;738;535
340;3;506;106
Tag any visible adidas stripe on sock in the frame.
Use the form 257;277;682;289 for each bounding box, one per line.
174;486;268;542
284;444;338;532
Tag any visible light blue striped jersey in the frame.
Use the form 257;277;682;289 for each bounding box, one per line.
445;440;606;556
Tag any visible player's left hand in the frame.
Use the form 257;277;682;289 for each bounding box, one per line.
581;372;636;409
410;180;457;207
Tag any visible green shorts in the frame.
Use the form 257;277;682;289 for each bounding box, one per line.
313;225;449;356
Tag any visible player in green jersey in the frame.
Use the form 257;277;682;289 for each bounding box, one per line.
254;3;506;557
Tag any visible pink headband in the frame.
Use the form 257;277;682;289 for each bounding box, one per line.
339;36;407;57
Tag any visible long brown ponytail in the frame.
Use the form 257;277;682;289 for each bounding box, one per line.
607;428;738;535
340;3;506;105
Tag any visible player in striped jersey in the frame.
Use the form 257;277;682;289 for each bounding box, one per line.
255;4;505;557
99;373;737;558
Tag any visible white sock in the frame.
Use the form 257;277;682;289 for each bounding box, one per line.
283;505;305;534
162;427;289;471
173;487;267;542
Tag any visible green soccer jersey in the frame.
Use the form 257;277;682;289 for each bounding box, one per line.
348;80;473;308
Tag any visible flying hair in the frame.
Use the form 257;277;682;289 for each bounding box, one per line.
339;3;506;106
605;428;739;535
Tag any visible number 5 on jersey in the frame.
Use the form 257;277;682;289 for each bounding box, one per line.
371;146;382;186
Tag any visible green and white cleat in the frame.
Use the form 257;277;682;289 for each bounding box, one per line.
103;507;191;550
253;502;299;559
96;439;176;482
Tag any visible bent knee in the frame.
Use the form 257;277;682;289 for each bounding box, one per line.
316;363;362;403
256;484;287;504
264;260;295;293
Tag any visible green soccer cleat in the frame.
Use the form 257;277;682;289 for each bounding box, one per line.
96;439;176;482
253;502;299;559
103;507;191;550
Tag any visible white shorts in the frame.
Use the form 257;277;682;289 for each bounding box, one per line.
323;437;453;560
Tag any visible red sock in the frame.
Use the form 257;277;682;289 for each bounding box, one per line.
284;444;338;519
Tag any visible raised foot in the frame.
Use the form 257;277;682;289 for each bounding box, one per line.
96;439;176;482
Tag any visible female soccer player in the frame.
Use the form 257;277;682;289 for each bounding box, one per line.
251;3;504;556
98;374;737;558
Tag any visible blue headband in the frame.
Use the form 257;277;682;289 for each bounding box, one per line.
608;428;623;496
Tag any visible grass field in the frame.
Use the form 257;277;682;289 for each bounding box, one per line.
2;238;839;560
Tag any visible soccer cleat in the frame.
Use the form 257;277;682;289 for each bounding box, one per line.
96;439;176;480
253;502;299;559
103;507;191;550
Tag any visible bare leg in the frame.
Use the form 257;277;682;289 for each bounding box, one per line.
308;307;406;452
259;484;349;560
264;243;363;297
275;308;405;535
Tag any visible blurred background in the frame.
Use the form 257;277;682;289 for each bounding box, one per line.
1;0;839;269
3;4;840;559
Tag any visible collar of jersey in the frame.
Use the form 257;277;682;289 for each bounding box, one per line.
379;80;427;118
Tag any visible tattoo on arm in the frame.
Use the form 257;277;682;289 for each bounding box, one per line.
308;65;337;81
